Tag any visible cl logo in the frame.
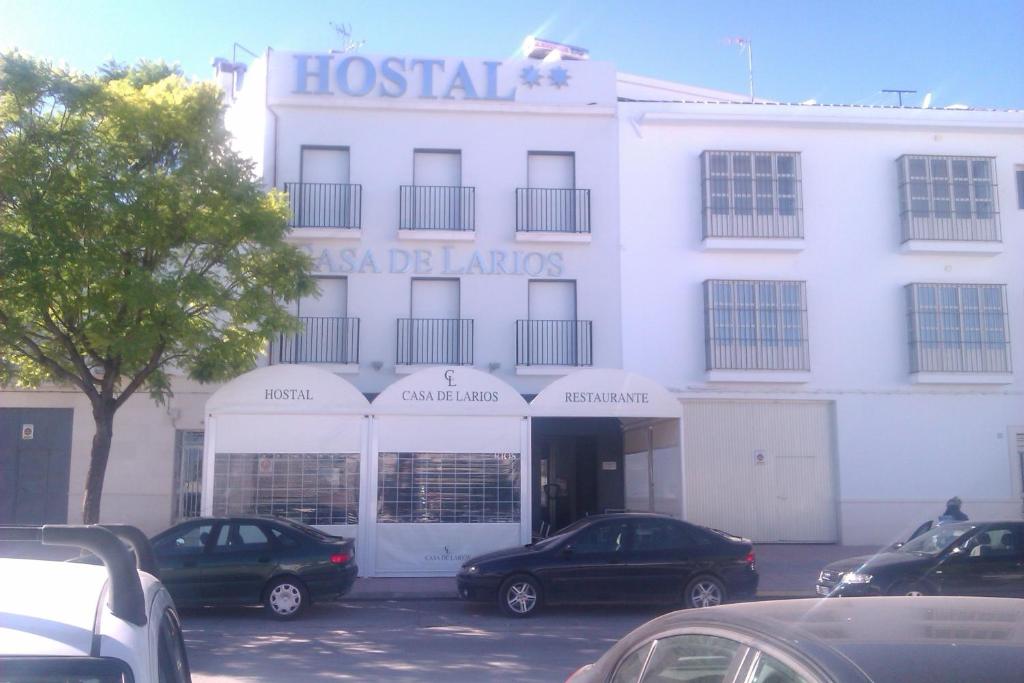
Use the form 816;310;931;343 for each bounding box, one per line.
444;369;455;387
443;545;450;555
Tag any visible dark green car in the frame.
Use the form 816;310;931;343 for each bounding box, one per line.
150;516;357;619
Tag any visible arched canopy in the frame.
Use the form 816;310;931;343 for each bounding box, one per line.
371;366;528;416
206;364;370;415
529;368;681;418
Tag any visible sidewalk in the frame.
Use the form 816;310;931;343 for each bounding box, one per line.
345;543;881;601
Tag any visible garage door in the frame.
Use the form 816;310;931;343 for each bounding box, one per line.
683;400;837;543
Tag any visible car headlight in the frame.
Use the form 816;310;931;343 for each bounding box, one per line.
840;572;873;584
463;565;478;574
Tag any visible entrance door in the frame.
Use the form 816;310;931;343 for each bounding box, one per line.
527;152;575;231
299;147;351;227
408;278;462;364
413;150;463;229
527;280;577;366
0;408;73;524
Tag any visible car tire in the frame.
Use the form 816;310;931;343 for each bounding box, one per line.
888;581;930;597
683;575;726;609
498;575;541;617
264;576;309;620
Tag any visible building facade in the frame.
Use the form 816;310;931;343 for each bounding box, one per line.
2;47;1022;574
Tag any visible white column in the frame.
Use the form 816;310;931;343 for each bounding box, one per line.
520;416;533;545
200;415;217;516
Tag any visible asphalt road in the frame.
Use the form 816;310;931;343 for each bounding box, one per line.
182;599;664;683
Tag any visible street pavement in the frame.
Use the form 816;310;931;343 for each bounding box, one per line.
183;544;880;683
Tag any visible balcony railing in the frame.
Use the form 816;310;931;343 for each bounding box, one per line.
909;341;1011;374
285;182;362;229
397;318;474;365
272;316;360;364
399;185;475;231
900;212;1001;242
516;188;591;233
516;319;593;366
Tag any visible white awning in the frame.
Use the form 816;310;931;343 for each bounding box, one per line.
206;364;370;416
529;368;681;418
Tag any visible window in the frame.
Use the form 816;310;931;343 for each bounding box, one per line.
704;280;809;371
153;522;214;555
172;430;203;521
570;520;630;555
157;609;191;683
748;653;808;683
633;520;709;552
611;642;654;683
701;151;802;239
1016;166;1024;209
637;634;742;683
211;452;360;525
288;145;360;229
401;150;473;231
897;155;1000;241
906;284;1011;374
377;452;520;523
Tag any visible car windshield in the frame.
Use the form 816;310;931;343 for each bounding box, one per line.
897;522;975;556
532;518;594;548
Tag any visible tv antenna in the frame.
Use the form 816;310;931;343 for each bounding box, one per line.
331;22;366;54
882;89;917;107
724;37;755;103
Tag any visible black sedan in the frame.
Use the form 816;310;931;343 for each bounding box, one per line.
567;596;1024;683
148;516;357;619
456;513;757;617
817;520;1024;598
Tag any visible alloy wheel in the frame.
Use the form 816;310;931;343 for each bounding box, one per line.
689;580;723;608
505;581;538;614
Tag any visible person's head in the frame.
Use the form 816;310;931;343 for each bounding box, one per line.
946;496;963;510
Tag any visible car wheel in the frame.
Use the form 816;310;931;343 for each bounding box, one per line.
684;575;726;608
264;576;309;620
888;581;930;597
499;575;541;617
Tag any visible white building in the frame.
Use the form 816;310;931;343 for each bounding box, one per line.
2;46;1022;574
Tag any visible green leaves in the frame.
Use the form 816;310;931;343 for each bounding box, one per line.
0;52;314;405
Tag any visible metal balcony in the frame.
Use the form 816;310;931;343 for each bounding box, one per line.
397;318;474;365
272;316;360;364
399;185;475;231
285;182;362;229
515;188;591;233
516;319;593;366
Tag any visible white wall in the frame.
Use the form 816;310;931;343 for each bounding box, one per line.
618;101;1024;542
232;52;624;395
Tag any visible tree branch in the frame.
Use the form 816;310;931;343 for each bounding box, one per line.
113;341;166;410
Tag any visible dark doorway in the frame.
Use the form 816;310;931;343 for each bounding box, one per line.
532;417;623;536
0;408;73;524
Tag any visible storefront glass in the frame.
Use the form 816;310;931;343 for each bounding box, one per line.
376;452;520;523
212;452;360;524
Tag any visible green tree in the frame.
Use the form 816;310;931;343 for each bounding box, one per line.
0;52;315;523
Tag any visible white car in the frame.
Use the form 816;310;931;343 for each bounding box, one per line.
0;524;192;683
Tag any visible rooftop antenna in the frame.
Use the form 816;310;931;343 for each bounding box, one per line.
882;89;917;107
232;42;258;63
330;22;366;54
725;36;755;103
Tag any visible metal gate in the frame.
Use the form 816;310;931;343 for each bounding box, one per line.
172;430;204;521
683;400;838;543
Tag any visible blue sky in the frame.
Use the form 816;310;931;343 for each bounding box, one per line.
2;0;1022;109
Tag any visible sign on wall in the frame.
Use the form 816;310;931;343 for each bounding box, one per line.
303;246;565;277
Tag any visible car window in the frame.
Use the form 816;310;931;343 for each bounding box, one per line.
153;523;214;555
898;523;973;556
269;526;301;548
963;526;1021;558
611;642;654;683
633;520;708;552
571;520;630;555
211;523;273;551
639;634;742;683
746;653;807;683
157;608;191;683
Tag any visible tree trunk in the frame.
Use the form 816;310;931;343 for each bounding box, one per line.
82;400;116;524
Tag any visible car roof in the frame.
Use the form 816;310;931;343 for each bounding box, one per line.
0;558;162;658
596;597;1024;683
